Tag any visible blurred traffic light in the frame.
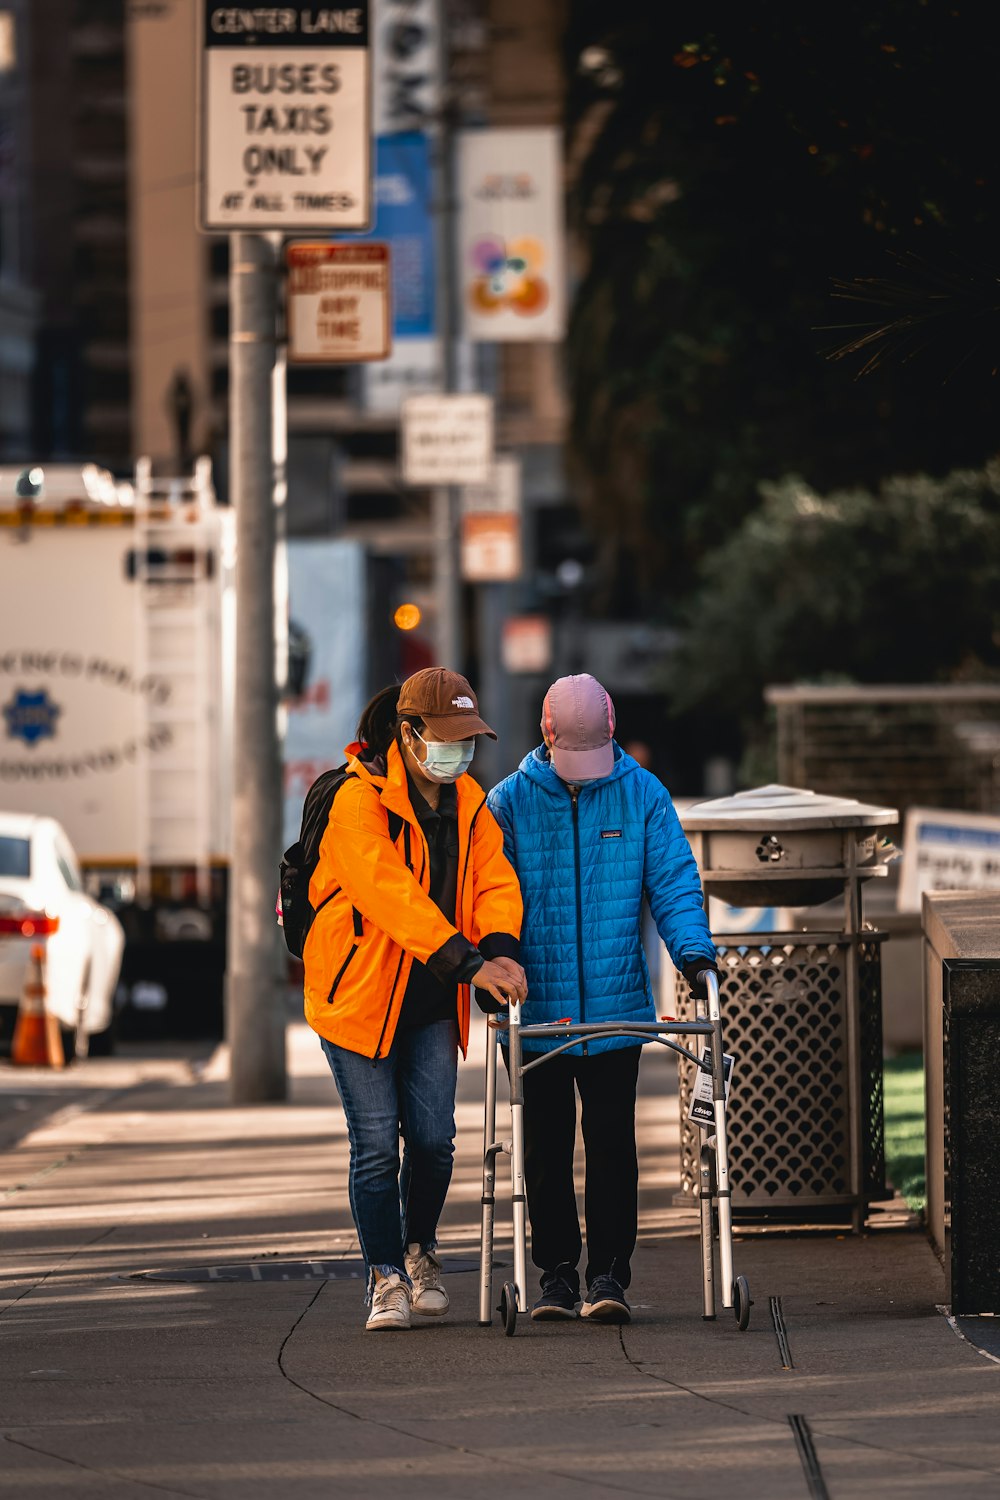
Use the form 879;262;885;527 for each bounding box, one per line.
394;602;422;632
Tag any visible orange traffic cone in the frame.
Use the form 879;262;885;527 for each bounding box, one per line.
11;943;64;1068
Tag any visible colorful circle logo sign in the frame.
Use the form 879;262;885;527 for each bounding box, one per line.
468;236;549;318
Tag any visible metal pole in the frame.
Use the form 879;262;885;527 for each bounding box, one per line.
507;999;529;1312
479;1019;499;1325
431;32;461;670
707;973;734;1305
226;231;287;1104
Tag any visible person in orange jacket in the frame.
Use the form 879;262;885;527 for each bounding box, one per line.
304;668;526;1332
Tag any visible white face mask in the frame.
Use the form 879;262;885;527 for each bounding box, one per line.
409;729;475;783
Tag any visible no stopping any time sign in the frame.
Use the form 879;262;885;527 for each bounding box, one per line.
198;3;371;231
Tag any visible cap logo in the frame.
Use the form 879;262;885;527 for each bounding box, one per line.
452;696;474;709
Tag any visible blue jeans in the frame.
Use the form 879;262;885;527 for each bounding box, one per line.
321;1019;459;1299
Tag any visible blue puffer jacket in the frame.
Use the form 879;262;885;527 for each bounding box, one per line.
488;745;715;1054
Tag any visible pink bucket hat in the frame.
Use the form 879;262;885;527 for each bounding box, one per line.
541;674;616;781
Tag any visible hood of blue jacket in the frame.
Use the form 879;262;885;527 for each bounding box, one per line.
518;741;637;794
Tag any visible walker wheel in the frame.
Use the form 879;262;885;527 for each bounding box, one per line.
499;1282;518;1337
733;1274;752;1331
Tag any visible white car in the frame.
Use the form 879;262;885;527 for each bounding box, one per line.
0;813;124;1056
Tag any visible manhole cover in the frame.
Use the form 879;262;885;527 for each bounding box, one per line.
129;1257;486;1284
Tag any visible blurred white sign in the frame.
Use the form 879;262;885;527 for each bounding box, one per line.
458;127;566;341
401;394;493;485
462;457;521;515
287;242;391;363
461;514;521;582
198;1;371;231
898;807;1000;912
502;616;552;673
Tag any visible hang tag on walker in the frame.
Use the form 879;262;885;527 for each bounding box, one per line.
688;1049;735;1127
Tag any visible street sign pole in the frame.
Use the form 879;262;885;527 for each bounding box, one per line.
227;232;286;1105
433;36;460;671
198;1;372;1103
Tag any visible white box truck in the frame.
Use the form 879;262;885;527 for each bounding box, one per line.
0;459;234;1040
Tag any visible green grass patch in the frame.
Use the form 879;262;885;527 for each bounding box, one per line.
883;1051;926;1213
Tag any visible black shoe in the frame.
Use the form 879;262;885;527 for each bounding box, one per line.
581;1274;631;1323
531;1271;579;1321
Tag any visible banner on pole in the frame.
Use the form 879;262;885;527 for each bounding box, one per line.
197;2;372;231
457;128;566;342
350;134;436;338
372;0;440;136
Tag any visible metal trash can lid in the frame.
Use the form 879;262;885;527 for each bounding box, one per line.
681;783;898;831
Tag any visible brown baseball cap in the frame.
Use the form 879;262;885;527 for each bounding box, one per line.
397;668;497;741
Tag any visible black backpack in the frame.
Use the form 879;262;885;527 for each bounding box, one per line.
279;763;402;959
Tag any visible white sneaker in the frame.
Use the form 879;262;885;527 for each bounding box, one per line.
366;1273;411;1332
405;1243;450;1318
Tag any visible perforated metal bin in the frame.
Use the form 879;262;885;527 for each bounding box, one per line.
674;785;898;1227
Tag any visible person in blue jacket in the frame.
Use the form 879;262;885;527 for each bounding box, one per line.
488;674;717;1324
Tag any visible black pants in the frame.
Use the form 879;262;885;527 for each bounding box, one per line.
517;1044;641;1294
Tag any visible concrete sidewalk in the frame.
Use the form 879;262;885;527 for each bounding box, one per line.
1;1022;998;1500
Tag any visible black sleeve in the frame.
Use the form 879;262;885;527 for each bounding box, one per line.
426;931;482;984
478;931;521;964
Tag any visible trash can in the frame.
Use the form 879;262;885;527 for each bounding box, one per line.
672;784;898;1229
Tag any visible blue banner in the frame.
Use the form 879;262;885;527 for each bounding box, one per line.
351;133;435;338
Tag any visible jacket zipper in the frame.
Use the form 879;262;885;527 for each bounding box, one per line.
571;789;588;1055
458;798;485;918
371;815;418;1065
326;943;358;1003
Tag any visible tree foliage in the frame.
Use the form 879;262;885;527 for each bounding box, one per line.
666;464;1000;722
566;4;1000;612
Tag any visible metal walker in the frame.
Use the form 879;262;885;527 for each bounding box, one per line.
478;972;752;1335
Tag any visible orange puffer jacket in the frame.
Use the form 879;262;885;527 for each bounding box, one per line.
303;741;523;1059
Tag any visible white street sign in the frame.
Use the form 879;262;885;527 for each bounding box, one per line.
287;242;391;362
501;615;552;673
898;806;1000;912
401;394;494;486
198;3;372;232
461;514;521;582
462;457;521;515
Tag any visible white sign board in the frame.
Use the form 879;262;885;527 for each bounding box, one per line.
462;457;521;515
898;806;1000;912
458;127;566;342
287;242;391;362
461;514;521;582
198;2;371;231
401;394;494;486
501;615;552;674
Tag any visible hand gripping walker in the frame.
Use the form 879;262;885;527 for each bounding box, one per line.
478;971;752;1335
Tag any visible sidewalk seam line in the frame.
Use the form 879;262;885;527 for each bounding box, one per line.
276;1284;668;1496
